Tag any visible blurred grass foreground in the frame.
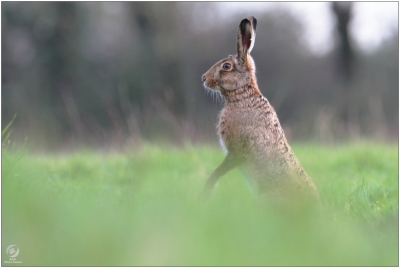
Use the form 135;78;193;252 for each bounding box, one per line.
2;142;398;266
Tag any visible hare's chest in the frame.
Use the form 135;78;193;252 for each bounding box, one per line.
217;109;248;152
217;114;230;153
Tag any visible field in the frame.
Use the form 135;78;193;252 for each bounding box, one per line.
2;142;399;266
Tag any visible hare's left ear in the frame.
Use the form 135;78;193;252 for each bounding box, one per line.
237;16;257;65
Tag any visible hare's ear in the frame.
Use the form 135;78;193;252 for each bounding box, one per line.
237;16;257;65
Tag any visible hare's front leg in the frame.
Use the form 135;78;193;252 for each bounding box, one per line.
201;152;245;198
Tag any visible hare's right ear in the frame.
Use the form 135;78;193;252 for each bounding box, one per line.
237;16;257;66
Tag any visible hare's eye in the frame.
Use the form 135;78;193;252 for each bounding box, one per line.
222;63;232;70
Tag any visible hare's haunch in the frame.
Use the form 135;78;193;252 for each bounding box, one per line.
201;16;318;201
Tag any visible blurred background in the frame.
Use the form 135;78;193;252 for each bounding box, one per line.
2;2;398;151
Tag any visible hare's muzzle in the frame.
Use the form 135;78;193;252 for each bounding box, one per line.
201;74;206;82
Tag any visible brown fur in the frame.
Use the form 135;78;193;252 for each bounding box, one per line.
201;17;318;202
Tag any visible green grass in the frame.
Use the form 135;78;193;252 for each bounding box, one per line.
2;142;398;266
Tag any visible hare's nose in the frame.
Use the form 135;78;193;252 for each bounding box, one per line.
201;74;206;82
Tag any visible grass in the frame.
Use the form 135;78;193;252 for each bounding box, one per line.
2;142;398;266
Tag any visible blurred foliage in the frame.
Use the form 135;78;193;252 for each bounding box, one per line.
1;2;398;150
2;143;398;265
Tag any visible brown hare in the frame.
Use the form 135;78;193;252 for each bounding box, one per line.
201;16;318;203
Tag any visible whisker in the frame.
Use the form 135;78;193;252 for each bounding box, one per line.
203;84;225;106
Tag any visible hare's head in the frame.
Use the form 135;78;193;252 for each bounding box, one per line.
202;16;257;95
